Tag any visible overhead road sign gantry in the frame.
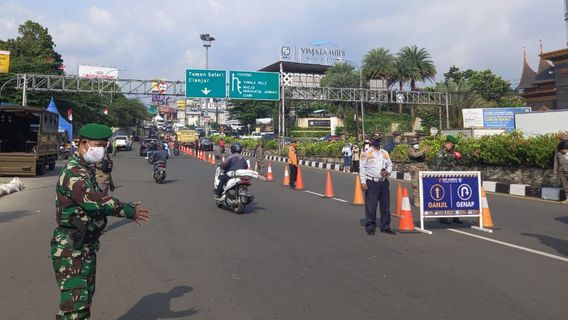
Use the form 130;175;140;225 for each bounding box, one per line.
186;69;226;99
229;70;280;101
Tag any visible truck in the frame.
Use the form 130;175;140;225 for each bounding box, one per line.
0;105;59;176
177;129;197;147
514;110;568;136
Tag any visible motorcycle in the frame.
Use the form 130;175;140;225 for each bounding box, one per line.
213;166;257;214
153;160;167;184
173;146;180;156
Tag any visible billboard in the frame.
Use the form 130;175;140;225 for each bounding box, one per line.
462;107;531;131
78;65;118;79
255;118;274;133
0;50;10;74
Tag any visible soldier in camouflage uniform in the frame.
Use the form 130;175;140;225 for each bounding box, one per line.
95;144;114;195
408;141;429;207
430;135;462;224
51;123;150;320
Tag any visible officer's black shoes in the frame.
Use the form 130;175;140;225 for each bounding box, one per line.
381;228;397;235
438;218;451;224
452;218;463;224
366;229;376;236
289;184;295;189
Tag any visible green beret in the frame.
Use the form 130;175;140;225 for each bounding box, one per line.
79;123;112;140
446;135;459;144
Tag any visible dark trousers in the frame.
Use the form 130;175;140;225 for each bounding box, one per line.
289;164;298;186
352;160;360;173
216;175;230;195
364;179;391;231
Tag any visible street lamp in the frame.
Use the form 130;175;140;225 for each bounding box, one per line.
0;78;17;102
99;67;126;121
200;33;216;133
200;33;215;70
336;58;365;140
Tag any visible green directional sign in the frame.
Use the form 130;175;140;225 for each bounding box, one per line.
186;69;227;98
228;71;280;100
148;105;158;115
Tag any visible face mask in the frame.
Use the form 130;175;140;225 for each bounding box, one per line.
371;141;381;148
83;145;106;164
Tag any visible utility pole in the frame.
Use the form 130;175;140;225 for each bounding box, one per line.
200;33;216;131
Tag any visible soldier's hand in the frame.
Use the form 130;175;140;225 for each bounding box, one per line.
133;201;150;225
381;169;388;177
360;183;368;191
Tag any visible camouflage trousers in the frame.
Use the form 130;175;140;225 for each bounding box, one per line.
52;245;97;320
256;159;265;176
409;162;428;207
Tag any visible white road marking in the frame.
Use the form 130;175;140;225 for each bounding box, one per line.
304;190;325;197
332;197;348;203
448;228;568;263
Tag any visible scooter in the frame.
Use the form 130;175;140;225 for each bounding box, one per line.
153;160;167;184
213;166;257;214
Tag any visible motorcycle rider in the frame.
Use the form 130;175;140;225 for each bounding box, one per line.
215;142;249;197
218;138;226;153
151;144;169;176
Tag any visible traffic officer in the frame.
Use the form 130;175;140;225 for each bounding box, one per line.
359;132;395;235
408;141;430;207
51;123;150;320
288;139;299;189
431;135;463;224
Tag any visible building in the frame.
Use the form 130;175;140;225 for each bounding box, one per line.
259;61;330;87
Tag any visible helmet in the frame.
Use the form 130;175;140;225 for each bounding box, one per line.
230;142;242;154
558;140;568;150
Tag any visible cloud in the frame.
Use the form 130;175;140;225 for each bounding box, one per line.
0;0;565;85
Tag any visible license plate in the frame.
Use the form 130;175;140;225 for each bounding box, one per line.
239;189;250;196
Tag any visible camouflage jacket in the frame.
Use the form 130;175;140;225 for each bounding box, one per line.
51;153;135;258
431;147;456;171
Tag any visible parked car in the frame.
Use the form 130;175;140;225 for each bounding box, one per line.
317;135;342;142
140;138;158;156
261;133;276;141
199;138;214;151
113;135;132;151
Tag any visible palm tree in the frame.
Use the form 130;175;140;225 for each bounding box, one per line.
362;47;396;81
397;45;436;90
320;62;359;88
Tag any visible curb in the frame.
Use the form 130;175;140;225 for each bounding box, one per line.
243;151;565;202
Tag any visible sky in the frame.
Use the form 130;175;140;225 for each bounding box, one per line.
0;0;566;87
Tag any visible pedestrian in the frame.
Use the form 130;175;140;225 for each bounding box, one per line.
342;142;352;172
255;141;266;176
431;135;463;224
553;139;568;204
408;141;430;207
352;144;360;173
288;139;299;189
95;141;115;195
51;123;150;320
359;132;395;235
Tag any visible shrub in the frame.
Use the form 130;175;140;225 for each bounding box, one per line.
391;144;410;162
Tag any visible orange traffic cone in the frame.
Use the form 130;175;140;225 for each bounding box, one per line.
266;162;274;181
480;187;494;228
203;152;207;162
222;155;225;162
282;165;290;186
398;188;416;232
295;166;304;190
324;171;335;198
210;153;216;165
352;176;364;206
393;183;402;217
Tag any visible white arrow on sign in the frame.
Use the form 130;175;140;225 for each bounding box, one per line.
201;88;211;95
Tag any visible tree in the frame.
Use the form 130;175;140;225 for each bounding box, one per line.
227;100;276;127
397;45;436;91
320;62;359;88
362;47;396;80
442;66;512;102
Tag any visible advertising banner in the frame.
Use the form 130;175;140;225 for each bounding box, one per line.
255;117;273;133
463;107;531;131
308;119;331;127
0;50;10;74
78;65;118;79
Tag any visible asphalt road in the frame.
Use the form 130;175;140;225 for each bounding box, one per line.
1;145;567;320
